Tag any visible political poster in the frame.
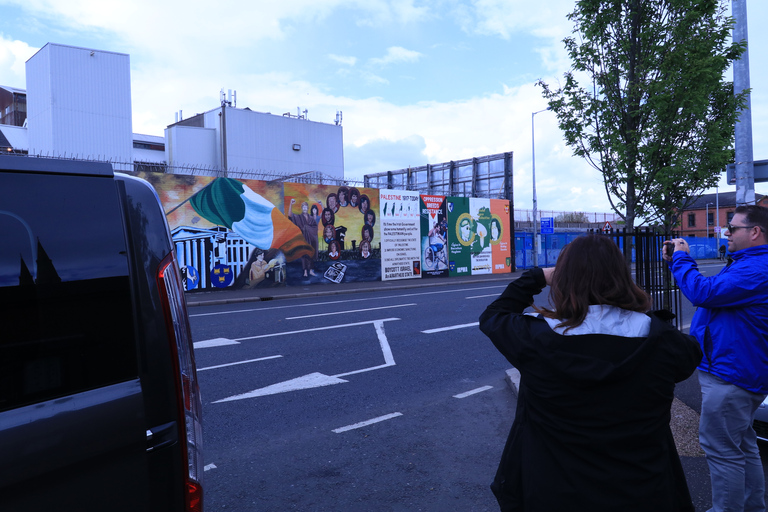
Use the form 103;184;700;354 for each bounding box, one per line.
446;196;471;277
380;190;422;281
469;198;492;275
420;195;449;278
490;199;513;273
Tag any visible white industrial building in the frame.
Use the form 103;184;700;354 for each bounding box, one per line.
0;43;345;180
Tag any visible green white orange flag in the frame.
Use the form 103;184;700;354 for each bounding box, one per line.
189;178;313;262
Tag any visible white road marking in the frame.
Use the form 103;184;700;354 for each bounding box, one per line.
204;464;217;471
286;303;415;320
214;373;349;402
194;337;240;349
422;322;479;334
453;386;494;399
465;293;500;299
198;355;283;372
335;320;395;377
233;317;400;341
189;286;506;317
213;320;397;402
332;412;403;433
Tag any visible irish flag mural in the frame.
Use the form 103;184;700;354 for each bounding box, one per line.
190;178;314;262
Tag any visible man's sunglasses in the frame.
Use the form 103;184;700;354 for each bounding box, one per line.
726;224;760;232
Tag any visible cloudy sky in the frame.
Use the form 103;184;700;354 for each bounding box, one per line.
1;0;766;217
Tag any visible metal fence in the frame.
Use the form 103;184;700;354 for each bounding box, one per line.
516;229;686;328
363;152;513;200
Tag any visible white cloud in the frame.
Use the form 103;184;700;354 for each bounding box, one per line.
368;46;423;67
328;54;357;66
0;35;38;87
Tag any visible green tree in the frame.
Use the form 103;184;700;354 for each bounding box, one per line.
538;0;748;233
555;212;591;223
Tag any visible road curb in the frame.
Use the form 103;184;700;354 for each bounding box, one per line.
505;368;521;397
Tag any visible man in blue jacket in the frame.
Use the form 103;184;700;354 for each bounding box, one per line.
664;205;768;512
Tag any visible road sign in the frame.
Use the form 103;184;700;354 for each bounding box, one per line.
540;217;554;234
726;159;768;184
602;221;612;233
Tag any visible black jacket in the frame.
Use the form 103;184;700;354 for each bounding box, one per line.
479;268;702;512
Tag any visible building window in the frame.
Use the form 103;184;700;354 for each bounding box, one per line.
708;213;714;226
688;213;696;227
727;211;734;223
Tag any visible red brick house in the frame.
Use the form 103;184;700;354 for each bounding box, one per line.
677;191;768;238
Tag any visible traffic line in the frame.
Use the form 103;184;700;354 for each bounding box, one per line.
194;337;239;349
422;322;479;334
465;294;499;299
332;412;403;433
212;319;397;402
286;303;415;320
453;385;493;399
234;317;400;341
189;286;506;317
197;355;283;372
204;463;217;472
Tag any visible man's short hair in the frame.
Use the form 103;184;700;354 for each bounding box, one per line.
735;205;768;241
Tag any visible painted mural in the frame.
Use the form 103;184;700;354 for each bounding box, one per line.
131;172;512;291
283;183;381;285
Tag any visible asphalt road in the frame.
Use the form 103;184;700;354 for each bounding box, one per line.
189;267;767;512
191;281;516;511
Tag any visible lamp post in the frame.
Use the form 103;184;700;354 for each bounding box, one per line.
532;107;550;267
706;202;714;239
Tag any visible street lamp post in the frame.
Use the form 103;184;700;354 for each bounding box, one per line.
706;202;714;239
532;107;550;267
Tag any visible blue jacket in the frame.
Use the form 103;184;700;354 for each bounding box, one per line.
670;245;768;394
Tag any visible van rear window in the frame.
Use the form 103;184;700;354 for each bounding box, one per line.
0;172;138;412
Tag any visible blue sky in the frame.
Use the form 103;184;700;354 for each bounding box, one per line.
1;0;766;218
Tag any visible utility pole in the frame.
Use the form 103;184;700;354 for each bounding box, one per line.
733;0;755;205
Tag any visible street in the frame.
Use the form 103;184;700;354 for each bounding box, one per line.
191;282;515;511
190;269;768;511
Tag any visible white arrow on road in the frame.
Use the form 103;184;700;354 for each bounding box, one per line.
213;318;398;403
214;372;348;402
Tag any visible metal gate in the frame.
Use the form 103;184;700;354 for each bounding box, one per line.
599;228;684;329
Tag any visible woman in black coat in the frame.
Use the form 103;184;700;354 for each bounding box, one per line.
479;234;702;512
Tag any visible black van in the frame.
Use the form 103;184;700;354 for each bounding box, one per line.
0;156;203;511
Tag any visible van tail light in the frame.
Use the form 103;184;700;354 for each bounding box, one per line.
158;251;204;512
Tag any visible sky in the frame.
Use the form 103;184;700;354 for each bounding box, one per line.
1;0;766;218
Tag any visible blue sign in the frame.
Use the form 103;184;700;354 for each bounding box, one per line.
210;263;233;288
183;265;200;290
540;217;554;234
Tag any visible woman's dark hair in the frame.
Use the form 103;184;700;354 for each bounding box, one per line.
536;234;651;331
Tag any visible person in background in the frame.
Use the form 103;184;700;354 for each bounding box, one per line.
287;199;318;278
480;234;701;512
664;205;768;512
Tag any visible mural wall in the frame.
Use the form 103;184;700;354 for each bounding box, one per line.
133;172;512;291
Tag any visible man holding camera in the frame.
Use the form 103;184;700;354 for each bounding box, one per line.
664;205;768;512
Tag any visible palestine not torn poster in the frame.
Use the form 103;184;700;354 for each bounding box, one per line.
380;190;422;281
